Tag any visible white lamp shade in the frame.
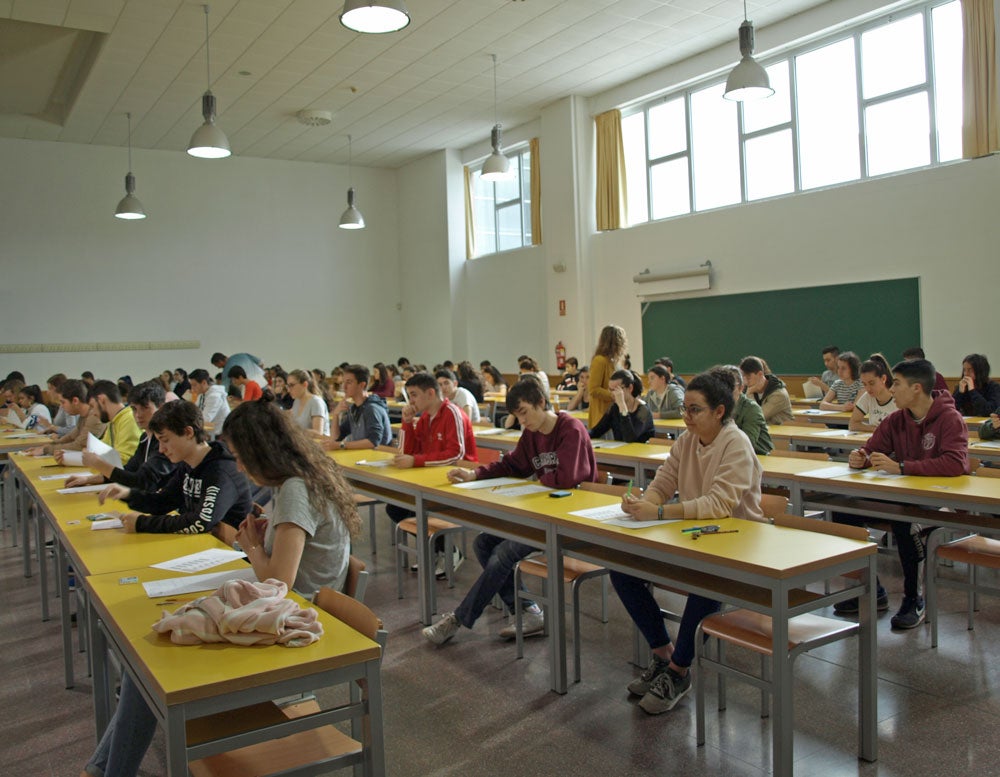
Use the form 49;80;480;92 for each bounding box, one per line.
187;120;231;158
340;0;410;33
115;193;146;219
481;151;511;181
339;187;365;229
724;55;774;101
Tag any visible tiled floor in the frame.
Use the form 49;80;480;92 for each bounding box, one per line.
3;511;1000;776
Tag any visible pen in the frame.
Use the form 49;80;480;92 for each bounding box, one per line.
681;526;705;533
691;530;740;538
626;480;633;498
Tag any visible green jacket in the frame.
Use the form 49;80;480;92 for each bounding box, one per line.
733;394;773;455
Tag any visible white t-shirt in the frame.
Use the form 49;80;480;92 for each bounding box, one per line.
292;394;330;436
451;387;480;422
855;392;897;427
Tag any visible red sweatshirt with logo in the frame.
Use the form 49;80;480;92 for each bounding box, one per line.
862;390;969;476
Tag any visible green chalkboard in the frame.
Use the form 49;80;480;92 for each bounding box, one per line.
640;278;920;375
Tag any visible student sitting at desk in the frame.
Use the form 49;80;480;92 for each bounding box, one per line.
28;379;107;456
740;355;793;425
556;356;580;390
613;371;764;715
953;353;1000;417
189;369;229;439
98;400;252;534
841;358;969;629
287;369;330;436
902;347;949;392
227;365;263;402
482;364;507;395
65;381;173;492
819;350;863;411
714;365;773;455
457;360;485;402
271;368;294;410
566;366;590;411
808;345;840;395
436;368;481;423
849;354;897;432
326;364;392;450
91;380;141;463
645;364;684;419
7;384;51;431
589;370;655;443
980;413;1000;440
422;377;597;645
653;356;686;389
37;374;76;436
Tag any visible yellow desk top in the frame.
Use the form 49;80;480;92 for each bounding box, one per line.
0;431;50;452
793;409;853;423
87;566;381;705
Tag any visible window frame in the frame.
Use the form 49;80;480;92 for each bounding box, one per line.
470;146;532;259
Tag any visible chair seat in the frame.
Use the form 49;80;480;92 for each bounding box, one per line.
397;516;461;536
353;493;379;506
186;702;286;746
938;535;1000;570
188;726;361;777
700;610;857;656
519;555;604;583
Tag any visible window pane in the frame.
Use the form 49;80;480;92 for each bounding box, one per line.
497;204;522;252
690;82;740;210
648;97;687;159
742;61;791;133
471;170;496;257
797;38;861;189
865;92;930;176
493;162;520;203
861;14;925;99
745;129;794;201
621;111;649;225
520;152;532;243
932;1;963;162
650;158;690;219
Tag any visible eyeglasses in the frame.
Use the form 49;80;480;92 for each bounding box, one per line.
286;381;300;388
680;404;707;416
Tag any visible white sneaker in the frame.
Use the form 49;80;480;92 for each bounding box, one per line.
435;548;465;579
498;609;545;640
422;612;460;645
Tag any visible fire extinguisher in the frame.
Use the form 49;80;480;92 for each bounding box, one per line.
555;341;566;370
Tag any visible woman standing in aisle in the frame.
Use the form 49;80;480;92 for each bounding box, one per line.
587;324;628;429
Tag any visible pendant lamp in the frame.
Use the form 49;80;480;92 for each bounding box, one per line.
339;135;365;230
187;4;231;158
340;1;410;34
115;112;146;220
723;0;774;102
482;54;512;181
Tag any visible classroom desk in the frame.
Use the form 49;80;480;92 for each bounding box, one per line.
793;409;853;425
86;565;384;777
788;395;823;407
567;409;684;437
1;432;51;538
770;426;872;452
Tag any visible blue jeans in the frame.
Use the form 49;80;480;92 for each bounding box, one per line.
454;533;537;628
85;673;157;777
610;571;721;668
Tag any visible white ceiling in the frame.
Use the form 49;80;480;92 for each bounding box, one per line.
0;0;828;168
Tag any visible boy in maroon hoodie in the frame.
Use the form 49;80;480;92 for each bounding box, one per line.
422;377;597;645
847;358;969;629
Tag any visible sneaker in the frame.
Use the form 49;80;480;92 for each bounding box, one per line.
498;608;545;640
627;656;671;697
833;586;889;615
422;612;460;645
890;596;926;630
435;549;464;580
639;667;692;715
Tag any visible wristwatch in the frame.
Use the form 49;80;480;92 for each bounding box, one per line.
657;504;664;520
899;460;905;476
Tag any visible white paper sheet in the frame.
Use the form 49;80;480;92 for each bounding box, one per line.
3;432;35;439
591;441;627;449
858;470;905;480
973;441;1000;449
60;451;84;466
490;484;551;497
799;409;839;416
85;432;123;469
569;505;677;528
355;459;393;467
57;484;107;494
808;429;855;437
91;517;123;530
452;477;526;490
476;428;508;436
797;465;856;479
151;548;247;573
142;567;257;598
40;473;80;481
603;518;675;529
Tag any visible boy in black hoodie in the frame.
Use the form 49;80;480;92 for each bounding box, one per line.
98;400;252;534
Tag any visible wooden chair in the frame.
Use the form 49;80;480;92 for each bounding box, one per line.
343;555;369;603
693;514;868;746
510;480;618;682
188;587;387;777
925;465;1000;647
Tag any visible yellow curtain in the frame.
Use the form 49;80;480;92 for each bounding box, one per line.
961;0;1000;157
529;137;542;245
464;165;476;259
595;109;628;231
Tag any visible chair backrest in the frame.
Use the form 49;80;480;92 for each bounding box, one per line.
769;449;830;461
314;586;383;641
579;481;629;497
760;494;789;520
343;555;368;601
774;513;869;542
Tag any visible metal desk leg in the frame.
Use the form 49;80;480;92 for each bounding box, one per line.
56;539;75;688
771;583;793;777
414;494;432;625
858;556;878;762
91;617;111;738
21;479;34;578
35;506;50;621
789;481;803;515
365;658;386;776
165;705;188;777
545;528;568;694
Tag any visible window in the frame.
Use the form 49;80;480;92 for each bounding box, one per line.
621;0;962;226
470;148;532;258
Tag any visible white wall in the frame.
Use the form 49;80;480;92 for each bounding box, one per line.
0;137;401;386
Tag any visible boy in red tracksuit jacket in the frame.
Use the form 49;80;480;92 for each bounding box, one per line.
846;358;969;630
386;372;478;574
422;376;598;646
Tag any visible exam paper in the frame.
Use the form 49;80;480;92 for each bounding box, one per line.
60;451;84;466
85;433;123;470
40;473;83;481
569;504;677;529
797;465;855;479
809;429;855;437
142;567;258;598
476;428;508;436
151;548;247;574
490;484;551;497
3;432;36;439
591;441;627;449
453;477;526;490
91;517;123;530
57;484;107;494
859;470;905;480
356;459;393;467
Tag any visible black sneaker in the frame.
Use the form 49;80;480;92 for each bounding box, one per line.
834;586;889;615
627;656;670;696
890;596;925;630
639;668;692;714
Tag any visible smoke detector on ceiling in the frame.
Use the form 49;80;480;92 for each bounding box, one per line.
297;109;333;126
